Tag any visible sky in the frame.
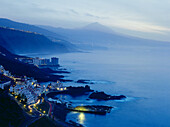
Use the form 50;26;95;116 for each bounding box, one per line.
0;0;170;41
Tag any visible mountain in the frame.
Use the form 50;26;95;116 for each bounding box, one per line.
0;18;77;53
39;23;170;50
82;22;115;34
0;18;65;40
0;27;73;54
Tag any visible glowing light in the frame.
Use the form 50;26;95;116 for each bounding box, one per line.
43;111;46;114
57;88;59;90
64;87;67;90
78;113;85;125
30;110;32;113
74;106;89;111
24;105;26;108
60;88;63;91
40;114;42;116
15;96;17;99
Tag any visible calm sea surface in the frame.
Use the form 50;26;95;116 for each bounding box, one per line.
32;45;170;127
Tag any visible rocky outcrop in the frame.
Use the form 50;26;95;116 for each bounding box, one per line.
89;91;126;100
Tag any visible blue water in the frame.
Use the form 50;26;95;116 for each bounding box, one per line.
33;45;170;127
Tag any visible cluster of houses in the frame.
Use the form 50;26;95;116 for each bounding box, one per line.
9;77;46;104
47;81;67;91
17;57;59;66
0;65;12;77
0;65;67;105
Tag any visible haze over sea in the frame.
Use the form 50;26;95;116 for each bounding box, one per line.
31;44;170;127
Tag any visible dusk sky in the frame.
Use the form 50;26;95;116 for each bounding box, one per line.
1;0;170;41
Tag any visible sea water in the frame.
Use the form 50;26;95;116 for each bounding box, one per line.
35;45;170;127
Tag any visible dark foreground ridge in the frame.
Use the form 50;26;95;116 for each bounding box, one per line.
0;45;72;82
89;91;126;100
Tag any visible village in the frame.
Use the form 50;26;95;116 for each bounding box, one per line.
0;64;67;105
0;63;114;127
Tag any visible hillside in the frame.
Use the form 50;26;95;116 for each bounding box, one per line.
0;45;68;82
0;27;71;54
0;89;28;127
0;18;77;54
0;18;66;41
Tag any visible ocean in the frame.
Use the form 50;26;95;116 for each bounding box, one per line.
33;44;170;127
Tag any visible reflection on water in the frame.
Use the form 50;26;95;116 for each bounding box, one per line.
78;113;85;124
33;45;170;127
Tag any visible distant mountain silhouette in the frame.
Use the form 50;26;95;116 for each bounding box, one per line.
39;23;169;50
0;18;77;53
82;22;115;34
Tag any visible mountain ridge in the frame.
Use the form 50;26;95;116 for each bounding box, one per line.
0;26;71;54
38;22;170;50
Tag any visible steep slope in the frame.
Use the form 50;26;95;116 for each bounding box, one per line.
0;27;70;54
0;18;77;52
0;18;65;40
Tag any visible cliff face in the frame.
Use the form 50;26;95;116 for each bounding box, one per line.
0;27;69;54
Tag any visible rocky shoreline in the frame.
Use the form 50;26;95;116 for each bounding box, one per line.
89;91;126;100
47;85;94;98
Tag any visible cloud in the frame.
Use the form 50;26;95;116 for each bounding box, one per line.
69;9;79;15
110;20;170;34
85;13;101;19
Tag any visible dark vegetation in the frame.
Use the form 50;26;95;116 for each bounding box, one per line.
0;89;29;127
29;116;63;127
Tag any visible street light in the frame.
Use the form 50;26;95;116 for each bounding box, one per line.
43;111;46;114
